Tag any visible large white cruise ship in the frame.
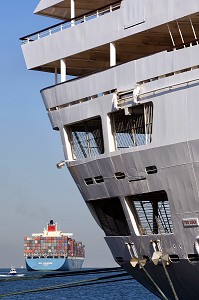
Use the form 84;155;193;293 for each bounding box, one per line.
21;1;199;299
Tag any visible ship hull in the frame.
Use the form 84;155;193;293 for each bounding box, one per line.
121;259;199;300
25;257;84;271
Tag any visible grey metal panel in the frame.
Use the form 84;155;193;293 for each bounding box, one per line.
105;237;132;259
41;69;117;109
139;143;191;169
110;153;124;174
96;157;115;179
49;93;113;127
121;152;143;178
41;87;57;110
129;180;149;195
151;87;187;146
68;163;110;200
188;140;199;162
84;160;101;177
135;47;199;83
48;109;64;129
84;184;109;200
173;0;199;20
160;164;198;213
145;173;163;192
69;142;199;210
192;163;199;212
116;62;136;92
102;179;125;198
186;83;199;141
69;163;90;183
123;0;145;29
140;68;199;95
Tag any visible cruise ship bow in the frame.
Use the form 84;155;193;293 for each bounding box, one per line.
21;1;199;299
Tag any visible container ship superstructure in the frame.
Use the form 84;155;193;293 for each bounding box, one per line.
24;220;85;271
21;0;199;298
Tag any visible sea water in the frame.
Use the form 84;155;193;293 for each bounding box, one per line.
0;268;159;299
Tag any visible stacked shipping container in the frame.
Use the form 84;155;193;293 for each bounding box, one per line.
24;221;85;259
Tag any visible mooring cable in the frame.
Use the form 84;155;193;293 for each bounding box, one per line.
0;272;132;297
0;267;124;283
139;264;169;300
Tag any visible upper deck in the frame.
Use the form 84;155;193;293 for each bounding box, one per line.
21;0;199;77
34;0;117;20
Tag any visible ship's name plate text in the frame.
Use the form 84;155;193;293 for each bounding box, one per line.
182;218;199;227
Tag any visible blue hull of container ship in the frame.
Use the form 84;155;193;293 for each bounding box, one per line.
25;257;84;271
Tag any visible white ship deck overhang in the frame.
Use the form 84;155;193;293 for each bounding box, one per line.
21;1;199;76
41;44;199;111
34;0;118;20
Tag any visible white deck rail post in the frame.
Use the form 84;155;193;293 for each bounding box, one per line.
55;67;58;85
60;59;66;82
71;0;75;26
110;42;116;67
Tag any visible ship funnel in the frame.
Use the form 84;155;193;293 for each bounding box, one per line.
48;220;56;232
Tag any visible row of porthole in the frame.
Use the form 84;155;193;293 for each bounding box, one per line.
84;172;126;185
84;166;158;185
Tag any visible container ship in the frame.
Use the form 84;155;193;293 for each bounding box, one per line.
24;220;85;271
21;0;199;298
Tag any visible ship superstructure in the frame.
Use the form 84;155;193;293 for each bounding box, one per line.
24;220;85;271
21;0;199;298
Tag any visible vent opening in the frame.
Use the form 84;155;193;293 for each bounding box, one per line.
169;255;180;262
115;172;126;179
94;176;104;183
84;178;94;185
115;257;124;264
145;165;157;174
188;254;199;261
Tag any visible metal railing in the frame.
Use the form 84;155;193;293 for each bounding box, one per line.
20;1;121;44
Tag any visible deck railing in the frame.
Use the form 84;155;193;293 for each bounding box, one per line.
20;1;121;44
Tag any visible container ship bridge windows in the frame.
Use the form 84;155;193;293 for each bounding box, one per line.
69;117;104;160
111;102;153;150
126;191;173;236
89;197;130;236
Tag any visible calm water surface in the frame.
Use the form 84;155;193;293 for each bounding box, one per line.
0;268;159;299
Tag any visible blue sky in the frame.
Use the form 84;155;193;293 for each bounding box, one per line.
0;0;116;268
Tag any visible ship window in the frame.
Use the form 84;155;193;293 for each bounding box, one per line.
145;165;157;174
188;254;199;261
169;255;180;262
84;178;94;185
94;176;104;183
90;197;130;236
69;117;104;160
115;172;126;179
126;190;173;235
112;102;153;150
